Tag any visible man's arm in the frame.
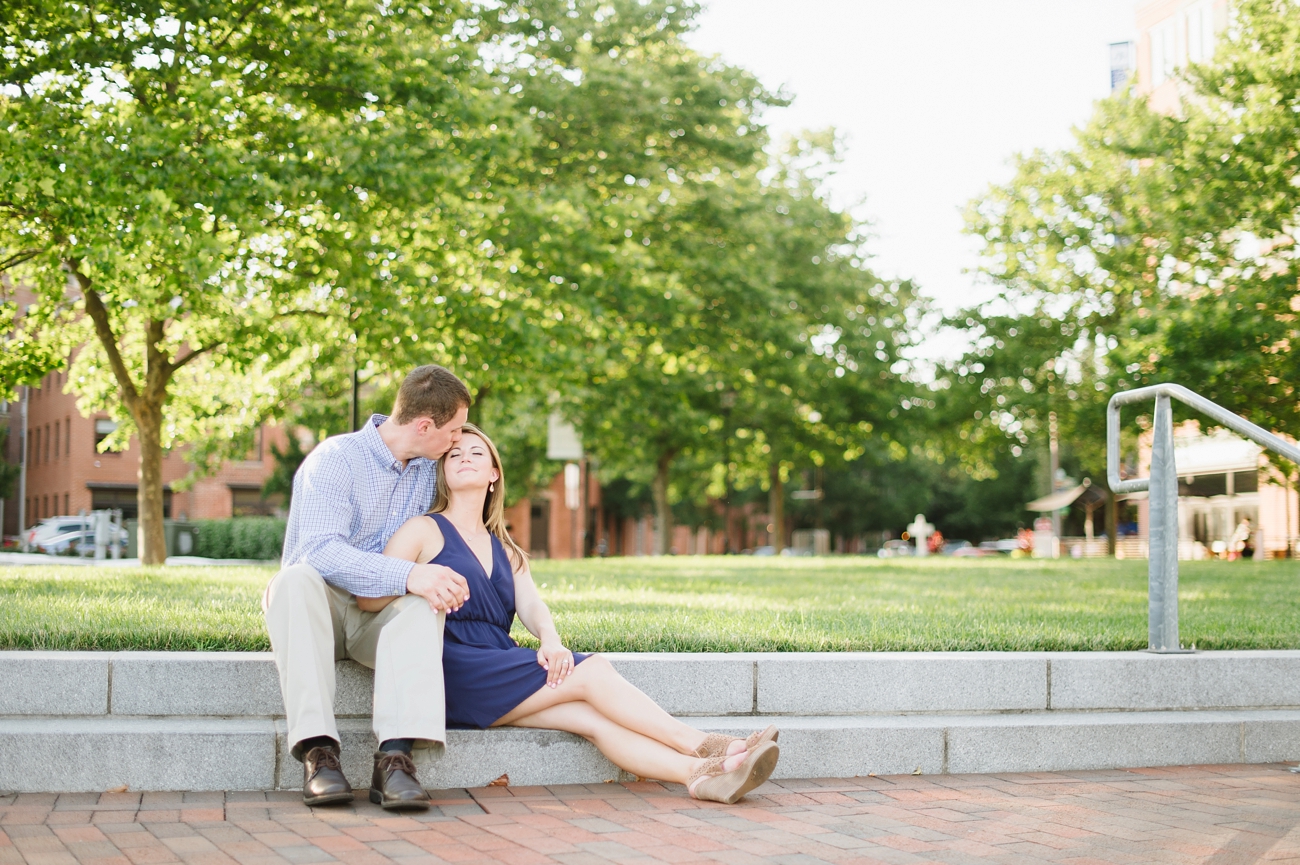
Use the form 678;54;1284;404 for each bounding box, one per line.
288;453;413;598
355;516;470;613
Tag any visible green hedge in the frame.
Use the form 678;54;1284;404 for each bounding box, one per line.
193;517;286;561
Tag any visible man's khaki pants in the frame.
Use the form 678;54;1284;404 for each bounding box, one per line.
263;564;446;761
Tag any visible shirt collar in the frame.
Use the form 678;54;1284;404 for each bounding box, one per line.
361;413;423;474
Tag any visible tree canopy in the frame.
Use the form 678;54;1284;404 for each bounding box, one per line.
950;0;1300;541
0;0;924;557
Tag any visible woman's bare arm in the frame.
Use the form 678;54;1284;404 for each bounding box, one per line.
513;562;559;642
513;559;574;686
356;517;444;612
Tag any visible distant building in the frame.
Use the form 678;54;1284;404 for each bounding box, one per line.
1135;0;1228;113
1129;423;1299;559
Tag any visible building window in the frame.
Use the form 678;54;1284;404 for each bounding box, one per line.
65;418;70;457
94;418;120;453
53;422;59;462
1151;21;1176;85
1186;1;1215;63
530;499;551;557
29;427;37;466
44;424;50;463
245;427;264;462
1181;473;1227;498
230;485;282;517
90;486;171;520
64;493;69;515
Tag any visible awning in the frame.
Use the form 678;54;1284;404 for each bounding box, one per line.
1026;480;1091;512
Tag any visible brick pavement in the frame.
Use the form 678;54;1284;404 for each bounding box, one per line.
3;765;1300;865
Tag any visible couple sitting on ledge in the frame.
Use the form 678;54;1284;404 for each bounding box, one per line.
264;364;780;810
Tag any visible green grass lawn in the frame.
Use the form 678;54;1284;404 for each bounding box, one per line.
0;557;1296;652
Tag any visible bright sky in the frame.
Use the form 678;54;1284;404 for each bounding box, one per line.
686;0;1137;356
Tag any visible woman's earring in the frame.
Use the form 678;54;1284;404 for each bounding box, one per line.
489;482;495;493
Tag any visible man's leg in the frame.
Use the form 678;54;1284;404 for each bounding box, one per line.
264;564;352;804
344;595;445;810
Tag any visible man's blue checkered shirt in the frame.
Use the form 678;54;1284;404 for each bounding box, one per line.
281;414;436;597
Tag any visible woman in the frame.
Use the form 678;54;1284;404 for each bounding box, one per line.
359;423;779;803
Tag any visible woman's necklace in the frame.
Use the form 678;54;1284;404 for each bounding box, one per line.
450;517;488;543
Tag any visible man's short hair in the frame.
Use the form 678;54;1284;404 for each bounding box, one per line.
392;365;472;426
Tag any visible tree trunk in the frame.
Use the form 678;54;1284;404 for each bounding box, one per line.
1105;488;1118;557
652;451;673;556
769;461;784;552
135;398;168;564
75;270;210;567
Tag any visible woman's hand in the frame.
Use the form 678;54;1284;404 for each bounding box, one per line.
537;639;575;688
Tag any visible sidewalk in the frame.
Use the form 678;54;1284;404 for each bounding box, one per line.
0;552;275;567
3;765;1299;865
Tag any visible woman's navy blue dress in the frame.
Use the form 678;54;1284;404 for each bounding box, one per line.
429;513;589;729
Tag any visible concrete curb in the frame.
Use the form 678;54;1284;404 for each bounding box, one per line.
3;650;1300;791
10;650;1300;717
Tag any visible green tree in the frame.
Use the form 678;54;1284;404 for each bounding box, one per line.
0;0;495;561
471;0;782;552
961;0;1300;442
956;0;1300;544
573;132;917;554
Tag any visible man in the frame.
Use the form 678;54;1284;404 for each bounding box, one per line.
264;364;472;809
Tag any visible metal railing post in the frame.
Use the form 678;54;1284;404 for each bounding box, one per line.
1147;394;1181;651
1107;382;1300;653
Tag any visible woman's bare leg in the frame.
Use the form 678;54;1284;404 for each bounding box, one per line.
507;700;745;785
494;655;707;755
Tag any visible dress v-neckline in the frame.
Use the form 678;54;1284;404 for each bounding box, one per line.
436;514;495;580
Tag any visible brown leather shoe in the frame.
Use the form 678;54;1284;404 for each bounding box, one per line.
369;750;430;810
303;745;353;806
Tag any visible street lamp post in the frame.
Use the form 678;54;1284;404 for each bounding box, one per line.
720;390;736;553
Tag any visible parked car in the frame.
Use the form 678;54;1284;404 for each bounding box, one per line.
25;517;91;550
940;540;972;555
952;544;1001;558
977;538;1021;554
876;539;913;558
25;516;128;555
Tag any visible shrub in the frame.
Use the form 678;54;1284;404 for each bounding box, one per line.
194;517;286;560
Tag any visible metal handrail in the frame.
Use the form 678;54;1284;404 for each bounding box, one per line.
1107;383;1300;652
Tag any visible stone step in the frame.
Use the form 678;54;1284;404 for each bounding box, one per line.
2;709;1298;793
9;650;1300;718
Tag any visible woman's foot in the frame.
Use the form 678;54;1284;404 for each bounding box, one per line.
687;742;780;804
693;725;780;759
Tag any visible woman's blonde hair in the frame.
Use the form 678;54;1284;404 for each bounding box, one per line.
430;422;529;571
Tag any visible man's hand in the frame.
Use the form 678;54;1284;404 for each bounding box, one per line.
407;563;470;613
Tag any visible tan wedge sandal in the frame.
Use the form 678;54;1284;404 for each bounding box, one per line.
687;742;780;804
693;725;780;759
